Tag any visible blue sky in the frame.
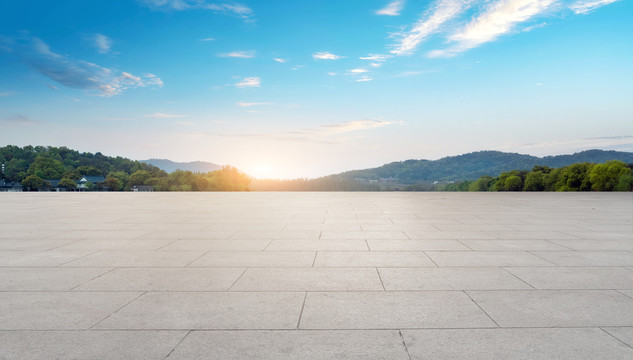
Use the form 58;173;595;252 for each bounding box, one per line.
1;0;631;178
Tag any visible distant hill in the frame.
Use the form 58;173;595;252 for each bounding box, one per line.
141;159;222;174
333;149;633;183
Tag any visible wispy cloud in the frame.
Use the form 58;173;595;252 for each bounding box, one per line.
1;114;35;125
138;0;254;19
144;112;186;118
356;76;373;82
359;54;391;62
522;22;547;32
313;51;344;60
220;119;399;144
377;0;406;15
235;77;261;87
199;37;215;41
236;102;270;107
219;50;255;58
1;36;162;97
348;68;368;74
93;34;112;54
391;0;474;56
429;0;556;58
569;0;620;14
291;65;306;70
0;91;17;97
274;58;287;63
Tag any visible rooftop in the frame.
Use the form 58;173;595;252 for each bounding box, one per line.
0;192;631;359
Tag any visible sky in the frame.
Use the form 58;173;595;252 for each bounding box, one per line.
0;0;631;179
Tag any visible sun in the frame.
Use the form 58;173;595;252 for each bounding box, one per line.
249;163;274;179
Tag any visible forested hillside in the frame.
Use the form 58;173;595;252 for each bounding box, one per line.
0;145;250;191
336;150;633;182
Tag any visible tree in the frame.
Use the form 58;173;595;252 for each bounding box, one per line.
555;163;593;191
467;176;494;191
28;156;65;179
523;171;545;191
504;175;523;191
103;177;121;191
589;160;632;191
21;175;46;191
128;170;152;187
58;178;77;190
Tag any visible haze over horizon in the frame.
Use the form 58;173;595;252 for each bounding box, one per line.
1;0;631;179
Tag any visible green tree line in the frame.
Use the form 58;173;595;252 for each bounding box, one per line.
438;161;633;192
1;145;250;191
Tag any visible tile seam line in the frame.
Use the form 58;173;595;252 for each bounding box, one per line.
599;327;633;350
399;329;413;360
296;292;308;329
226;268;249;291
2;326;631;332
88;291;147;330
500;267;537;289
463;290;501;328
68;267;118;291
162;330;191;360
183;250;210;267
56;250;100;267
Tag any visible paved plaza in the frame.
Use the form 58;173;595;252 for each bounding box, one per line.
0;192;632;359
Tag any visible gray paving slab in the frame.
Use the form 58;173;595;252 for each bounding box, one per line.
0;267;111;291
75;267;245;291
300;291;497;329
167;330;409;360
62;250;205;267
314;251;435;267
0;292;142;330
189;251;315;267
505;267;633;289
159;239;271;251
230;268;383;291
467;290;633;327
0;330;186;360
0;238;78;250
531;251;633;266
548;239;633;251
484;231;581;240
459;239;570;251
425;251;555;266
0;250;93;266
55;239;176;251
367;239;469;251
47;230;151;240
618;290;633;298
378;267;532;290
95;292;305;329
602;327;633;348
265;240;368;251
402;231;496;240
402;328;633;359
320;231;409;240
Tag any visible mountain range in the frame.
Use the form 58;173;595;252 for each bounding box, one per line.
330;149;633;183
140;159;222;174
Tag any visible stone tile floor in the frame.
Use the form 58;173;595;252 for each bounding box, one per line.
0;192;631;359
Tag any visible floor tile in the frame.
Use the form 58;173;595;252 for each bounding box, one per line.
230;268;383;291
379;267;531;290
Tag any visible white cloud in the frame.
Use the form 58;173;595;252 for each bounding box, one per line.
220;51;255;58
236;102;270;107
313;51;344;60
291;65;306;70
391;0;474;56
327;72;338;76
199;37;215;41
430;0;556;57
3;36;162;96
235;77;261;87
138;0;254;19
144;113;186;118
274;58;287;63
377;0;406;15
93;34;112;54
370;63;382;68
0;91;16;97
522;22;547;32
356;76;373;82
359;54;391;62
569;0;620;14
349;68;368;74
